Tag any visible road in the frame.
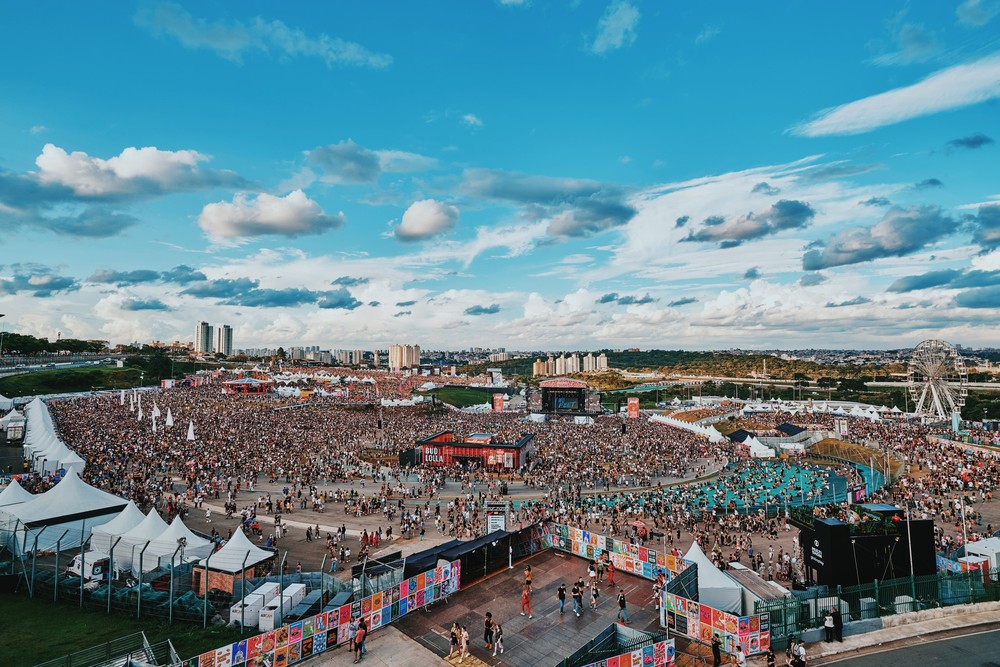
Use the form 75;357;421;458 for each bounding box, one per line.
824;627;1000;667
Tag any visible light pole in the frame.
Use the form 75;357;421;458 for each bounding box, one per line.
0;313;6;365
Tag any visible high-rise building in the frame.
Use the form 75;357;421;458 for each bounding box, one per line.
388;343;421;371
583;352;595;372
597;353;609;370
194;321;214;354
214;324;233;356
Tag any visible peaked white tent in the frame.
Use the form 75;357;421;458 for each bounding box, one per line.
187;421;195;441
197;528;274;574
683;541;742;613
90;501;146;553
0;408;24;428
1;469;128;555
116;510;170;571
0;479;33;509
0;394;12;411
165;408;173;428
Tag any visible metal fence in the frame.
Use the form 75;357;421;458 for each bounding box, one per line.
32;631;180;667
15;536;351;628
755;566;1000;646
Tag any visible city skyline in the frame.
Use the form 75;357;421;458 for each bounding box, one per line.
2;3;1000;350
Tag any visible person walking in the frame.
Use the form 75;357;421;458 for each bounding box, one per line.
348;617;359;654
607;560;615;587
557;583;567;614
484;612;494;652
524;565;533;591
590;581;600;609
616;588;630;624
448;623;460;659
520;584;533;618
734;646;747;667
571;583;583;617
492;621;504;656
712;633;722;667
459;625;470;663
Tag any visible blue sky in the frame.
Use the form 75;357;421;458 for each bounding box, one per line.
1;1;999;351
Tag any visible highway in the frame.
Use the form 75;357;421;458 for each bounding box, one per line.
825;627;1000;667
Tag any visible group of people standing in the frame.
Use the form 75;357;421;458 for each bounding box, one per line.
448;613;504;663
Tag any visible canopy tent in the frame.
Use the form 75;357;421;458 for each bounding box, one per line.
1;469;128;555
0;479;33;509
195;527;273;574
683;541;742;613
128;515;214;575
0;394;12;411
0;408;25;428
115;510;170;571
90;501;146;553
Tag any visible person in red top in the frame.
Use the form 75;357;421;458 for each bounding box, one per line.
353;624;366;663
607;560;615;587
520;584;533;618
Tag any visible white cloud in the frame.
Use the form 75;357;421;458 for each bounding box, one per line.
592;0;640;54
462;113;483;128
394;199;459;241
135;2;392;68
695;25;721;44
34;144;217;196
792;52;1000;136
957;0;1000;26
29;125;48;135
375;149;437;173
198;190;345;240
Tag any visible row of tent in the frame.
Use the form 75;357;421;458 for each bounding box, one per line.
650;413;727;443
0;397;273;577
22;397;86;475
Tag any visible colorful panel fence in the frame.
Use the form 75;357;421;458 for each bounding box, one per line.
180;560;461;667
545;523;691;581
579;639;676;667
661;593;770;657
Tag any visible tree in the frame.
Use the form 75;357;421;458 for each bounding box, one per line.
276;347;286;359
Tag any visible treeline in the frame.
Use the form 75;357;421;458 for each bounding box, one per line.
1;332;107;355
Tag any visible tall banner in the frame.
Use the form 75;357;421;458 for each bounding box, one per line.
627;397;640;419
493;393;505;412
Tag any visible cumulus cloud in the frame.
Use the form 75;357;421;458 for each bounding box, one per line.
462;113;483;127
0;264;79;297
331;276;369;287
792;52;1000;136
221;288;319;308
160;265;208;284
464;304;500;315
887;268;1000;292
394;199;459;241
394;310;411;317
947;133;994;150
34;143;241;197
307;140;435;184
596;292;656;305
802;206;955;270
88;269;162;286
684;199;816;246
135;2;392;68
799;273;827;287
592;0;640;54
198;190;344;240
972;204;1000;249
122;298;172;311
826;296;872;308
317;289;363;310
37;208;140;237
956;0;1000;26
743;267;761;279
751;182;780;196
181;277;259;299
955;285;1000;307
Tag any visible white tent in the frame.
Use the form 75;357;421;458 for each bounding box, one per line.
197;527;274;574
165;408;173;428
90;501;146;554
683;541;742;613
1;470;128;555
0;408;24;428
0;394;12;411
0;479;33;509
143;515;214;568
116;510;170;571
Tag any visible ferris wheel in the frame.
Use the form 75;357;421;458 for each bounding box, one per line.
907;339;968;421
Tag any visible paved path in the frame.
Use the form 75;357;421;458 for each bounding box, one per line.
819;626;1000;667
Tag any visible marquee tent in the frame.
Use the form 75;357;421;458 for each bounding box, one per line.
195;527;273;574
115;510;170;571
90;501;146;554
683;541;742;613
0;394;12;411
0;479;33;509
1;469;128;555
127;515;214;575
0;408;24;429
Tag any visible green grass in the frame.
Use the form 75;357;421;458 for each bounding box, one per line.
421;385;494;407
0;592;245;667
0;367;144;397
